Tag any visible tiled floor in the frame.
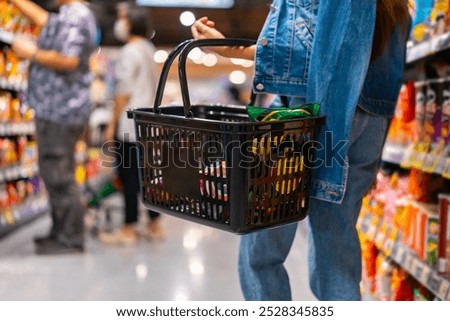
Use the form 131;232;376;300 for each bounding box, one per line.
0;195;316;301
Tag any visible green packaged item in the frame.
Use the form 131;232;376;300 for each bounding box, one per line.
247;103;320;122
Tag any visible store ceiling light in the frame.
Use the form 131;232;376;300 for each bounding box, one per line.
230;58;243;65
230;57;254;68
180;11;196;26
188;47;203;61
173;288;189;301
153;49;168;64
241;60;254;68
229;70;247;85
203;53;218;67
183;230;199;250
189;258;205;276
135;264;148;280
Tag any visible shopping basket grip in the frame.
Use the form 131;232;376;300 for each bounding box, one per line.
153;38;256;117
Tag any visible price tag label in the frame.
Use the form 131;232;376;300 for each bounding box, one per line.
445;284;450;301
403;253;414;272
430;274;445;297
384;238;394;255
13;166;20;179
394;246;406;265
0;77;7;88
435;156;447;174
5;168;12;180
418;263;431;285
422;153;442;174
400;143;415;168
384;228;398;256
412;152;427;169
366;216;381;241
359;214;372;235
375;224;387;248
439;280;449;299
411;259;422;280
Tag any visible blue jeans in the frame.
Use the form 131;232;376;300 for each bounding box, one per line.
238;107;389;300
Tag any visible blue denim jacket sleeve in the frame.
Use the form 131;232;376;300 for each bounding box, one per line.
306;0;377;203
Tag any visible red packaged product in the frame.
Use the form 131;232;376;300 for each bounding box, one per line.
438;194;450;276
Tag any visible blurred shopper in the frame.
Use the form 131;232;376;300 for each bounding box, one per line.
10;0;98;255
100;3;163;245
192;0;410;300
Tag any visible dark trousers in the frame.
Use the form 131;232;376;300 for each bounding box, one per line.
35;119;86;247
117;140;159;224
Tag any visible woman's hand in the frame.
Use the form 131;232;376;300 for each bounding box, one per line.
191;17;224;40
190;16;256;61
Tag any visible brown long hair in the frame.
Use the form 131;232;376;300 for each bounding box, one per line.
372;0;409;60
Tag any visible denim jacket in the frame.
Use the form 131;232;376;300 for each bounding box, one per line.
253;0;409;203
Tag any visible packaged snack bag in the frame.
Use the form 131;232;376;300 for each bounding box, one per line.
247;103;320;122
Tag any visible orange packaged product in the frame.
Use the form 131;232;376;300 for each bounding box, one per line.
410;202;439;264
5;49;19;80
6;182;20;205
361;240;378;295
408;168;430;202
401;81;416;122
9;97;21;121
402;202;419;250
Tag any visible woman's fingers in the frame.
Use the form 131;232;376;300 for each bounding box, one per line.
191;17;217;39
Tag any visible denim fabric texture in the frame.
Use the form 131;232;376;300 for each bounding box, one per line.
239;107;389;300
253;0;319;98
253;0;408;203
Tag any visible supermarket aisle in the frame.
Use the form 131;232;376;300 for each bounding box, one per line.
0;200;316;301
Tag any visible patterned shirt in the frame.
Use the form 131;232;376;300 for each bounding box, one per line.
27;3;97;125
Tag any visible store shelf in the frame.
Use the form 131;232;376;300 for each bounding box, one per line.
358;212;450;301
0;29;14;45
0;163;38;184
382;142;408;165
0;77;27;92
382;142;449;177
0;121;34;136
0;195;48;237
406;32;450;64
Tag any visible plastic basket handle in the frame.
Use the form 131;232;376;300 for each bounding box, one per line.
153;38;256;117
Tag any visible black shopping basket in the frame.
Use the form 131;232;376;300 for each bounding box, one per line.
127;39;325;234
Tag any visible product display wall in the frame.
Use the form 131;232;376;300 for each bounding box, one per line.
0;1;48;236
357;1;450;301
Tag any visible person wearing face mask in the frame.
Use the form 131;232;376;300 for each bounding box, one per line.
9;0;98;254
100;3;164;245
